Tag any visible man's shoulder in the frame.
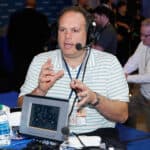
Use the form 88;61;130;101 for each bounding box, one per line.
10;8;33;19
96;24;117;42
35;50;60;59
135;41;146;52
13;8;46;18
34;10;47;18
92;49;117;62
104;24;117;35
138;41;145;47
91;50;121;73
30;50;60;66
10;9;23;18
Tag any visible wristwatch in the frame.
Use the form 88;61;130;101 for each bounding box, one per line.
91;92;100;107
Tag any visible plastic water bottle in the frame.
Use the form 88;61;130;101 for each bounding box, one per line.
0;105;11;146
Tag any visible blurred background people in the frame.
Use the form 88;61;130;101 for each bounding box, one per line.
88;0;100;9
129;0;145;53
101;0;114;9
73;0;100;10
92;5;117;55
75;0;92;12
116;1;132;66
124;18;150;131
7;0;50;91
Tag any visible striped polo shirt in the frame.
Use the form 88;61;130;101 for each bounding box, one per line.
20;49;129;134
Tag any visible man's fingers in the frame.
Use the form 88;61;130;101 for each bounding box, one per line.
77;97;87;108
70;79;85;91
54;70;64;81
78;91;88;98
41;59;53;70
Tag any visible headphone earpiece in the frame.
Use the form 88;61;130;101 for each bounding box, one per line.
86;21;97;45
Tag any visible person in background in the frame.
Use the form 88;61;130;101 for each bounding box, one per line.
7;0;50;91
101;0;113;9
18;6;128;148
92;5;117;55
75;0;93;13
124;18;150;131
130;5;145;53
88;0;100;9
116;1;131;37
116;1;131;66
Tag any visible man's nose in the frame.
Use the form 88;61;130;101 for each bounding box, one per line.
65;31;72;39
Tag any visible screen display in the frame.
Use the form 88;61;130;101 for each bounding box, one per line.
29;104;60;131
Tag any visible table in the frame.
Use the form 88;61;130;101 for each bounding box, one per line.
1;124;150;150
1;138;32;150
117;124;150;150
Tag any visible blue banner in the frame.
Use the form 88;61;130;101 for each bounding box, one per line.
0;0;72;28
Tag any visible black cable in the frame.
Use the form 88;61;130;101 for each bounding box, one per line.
68;47;91;121
72;132;86;147
68;94;78;125
81;46;91;82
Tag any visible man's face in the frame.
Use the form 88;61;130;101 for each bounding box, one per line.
58;11;87;58
141;26;150;46
93;13;103;26
118;5;127;14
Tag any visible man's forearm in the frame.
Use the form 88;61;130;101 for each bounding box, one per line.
17;87;47;107
127;74;150;83
94;94;128;123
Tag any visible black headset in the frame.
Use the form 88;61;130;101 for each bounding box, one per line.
87;20;97;45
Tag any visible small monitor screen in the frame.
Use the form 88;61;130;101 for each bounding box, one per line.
29;104;60;131
19;95;69;141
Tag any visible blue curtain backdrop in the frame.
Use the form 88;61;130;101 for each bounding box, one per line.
142;0;150;18
0;0;72;72
0;0;72;28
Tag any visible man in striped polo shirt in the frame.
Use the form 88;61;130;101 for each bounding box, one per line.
18;6;129;146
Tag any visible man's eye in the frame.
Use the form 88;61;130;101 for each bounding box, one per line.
59;28;65;32
72;29;79;33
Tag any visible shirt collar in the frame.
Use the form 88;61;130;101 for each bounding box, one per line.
53;49;95;69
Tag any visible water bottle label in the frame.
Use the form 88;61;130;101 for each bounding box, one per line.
0;110;11;146
0;121;10;135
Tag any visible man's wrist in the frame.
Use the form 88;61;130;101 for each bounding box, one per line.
33;87;46;96
91;92;100;107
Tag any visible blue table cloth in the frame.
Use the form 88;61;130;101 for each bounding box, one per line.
1;124;150;150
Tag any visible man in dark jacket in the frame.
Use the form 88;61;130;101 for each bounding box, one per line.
92;5;117;55
7;0;50;91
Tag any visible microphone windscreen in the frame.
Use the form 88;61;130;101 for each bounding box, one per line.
75;43;82;50
61;126;70;136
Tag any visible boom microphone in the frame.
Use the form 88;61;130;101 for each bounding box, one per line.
61;126;70;136
76;43;92;51
61;126;70;142
76;43;85;50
